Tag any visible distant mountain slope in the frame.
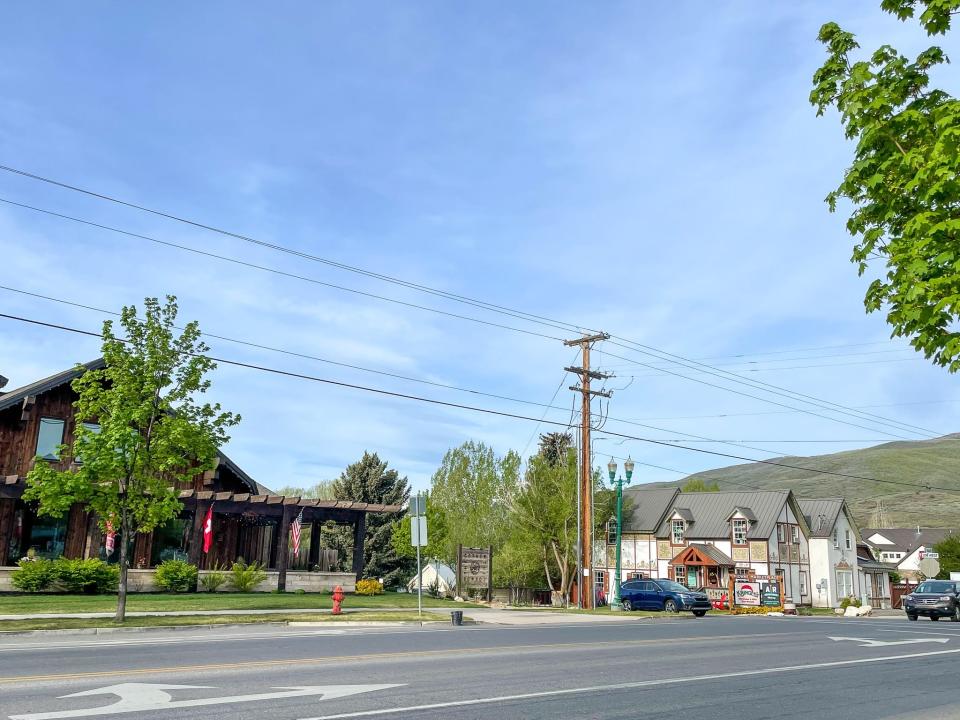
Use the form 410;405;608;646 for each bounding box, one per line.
670;434;960;529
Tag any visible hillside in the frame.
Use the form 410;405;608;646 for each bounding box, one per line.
670;434;960;529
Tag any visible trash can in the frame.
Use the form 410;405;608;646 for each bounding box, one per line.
450;610;463;626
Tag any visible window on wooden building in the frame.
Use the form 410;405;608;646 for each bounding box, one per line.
732;518;748;546
671;519;685;544
35;418;65;461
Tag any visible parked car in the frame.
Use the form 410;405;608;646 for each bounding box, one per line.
903;580;960;622
620;579;712;617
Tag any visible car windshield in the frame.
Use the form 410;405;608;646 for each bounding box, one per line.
915;581;956;594
657;581;695;593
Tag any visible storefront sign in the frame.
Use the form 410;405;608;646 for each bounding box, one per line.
734;580;760;606
760;581;781;607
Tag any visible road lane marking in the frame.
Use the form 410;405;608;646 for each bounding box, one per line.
828;635;949;647
9;683;401;719
295;647;960;719
0;631;810;685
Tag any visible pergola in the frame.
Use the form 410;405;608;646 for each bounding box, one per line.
179;490;402;590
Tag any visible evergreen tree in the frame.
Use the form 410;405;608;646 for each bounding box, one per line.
334;452;412;586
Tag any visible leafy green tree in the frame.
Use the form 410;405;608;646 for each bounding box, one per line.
682;478;720;492
391;490;449;563
513;450;579;605
811;0;960;371
933;535;960;579
25;297;238;621
429;441;521;561
333;452;412;586
274;480;336;499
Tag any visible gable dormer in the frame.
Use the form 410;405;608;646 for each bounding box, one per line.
727;507;755;546
669;508;693;545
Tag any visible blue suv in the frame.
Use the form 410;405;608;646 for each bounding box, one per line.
620;579;711;616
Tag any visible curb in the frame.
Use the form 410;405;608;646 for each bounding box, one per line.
0;621;291;637
0;618;474;637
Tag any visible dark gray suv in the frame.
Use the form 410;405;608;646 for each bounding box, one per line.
903;580;960;622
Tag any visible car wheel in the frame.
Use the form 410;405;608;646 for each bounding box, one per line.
952;606;960;623
693;610;707;617
664;599;679;613
907;614;918;621
931;616;940;622
622;599;633;612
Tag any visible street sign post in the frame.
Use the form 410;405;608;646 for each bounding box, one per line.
409;493;427;620
920;557;941;578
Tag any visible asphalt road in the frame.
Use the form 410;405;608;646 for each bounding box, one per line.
2;615;960;719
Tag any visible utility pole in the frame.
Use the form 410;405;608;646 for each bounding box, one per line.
563;332;611;610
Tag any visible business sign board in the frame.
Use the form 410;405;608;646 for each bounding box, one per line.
457;545;493;598
734;581;760;607
760;581;781;607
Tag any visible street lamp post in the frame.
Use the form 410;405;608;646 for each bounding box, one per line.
607;456;634;609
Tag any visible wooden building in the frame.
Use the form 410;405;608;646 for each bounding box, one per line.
0;360;398;587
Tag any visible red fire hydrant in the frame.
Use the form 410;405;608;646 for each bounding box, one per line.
332;585;344;615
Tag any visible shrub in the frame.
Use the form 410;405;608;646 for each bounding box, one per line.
355;578;383;596
11;558;56;592
839;596;862;610
229;559;267;592
199;565;228;592
730;605;783;615
53;558;119;593
155;560;198;593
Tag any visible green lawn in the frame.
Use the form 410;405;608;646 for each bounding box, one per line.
0;592;471;615
0;610;449;632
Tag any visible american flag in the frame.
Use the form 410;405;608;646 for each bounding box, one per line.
291;508;304;556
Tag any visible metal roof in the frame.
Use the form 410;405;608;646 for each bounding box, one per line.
798;498;845;538
670;543;735;566
862;527;958;553
0;359;105;412
655;490;801;540
622;486;680;533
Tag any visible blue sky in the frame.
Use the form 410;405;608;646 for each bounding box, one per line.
2;1;958;492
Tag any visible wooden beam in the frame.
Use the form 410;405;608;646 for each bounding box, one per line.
352;513;366;579
0;499;15;566
276;505;294;591
187;501;209;567
308;521;321;570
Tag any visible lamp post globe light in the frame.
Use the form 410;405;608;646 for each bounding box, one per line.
608;456;634;609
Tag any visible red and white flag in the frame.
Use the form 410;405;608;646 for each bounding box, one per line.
104;521;116;556
202;504;214;554
291;508;304;556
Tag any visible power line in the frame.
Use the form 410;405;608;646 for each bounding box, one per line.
2;194;931;444
0;165;938;440
2;310;957;495
0;197;565;342
0;165;590;337
599;356;918;375
599;348;922;442
605;339;942;439
6;284;901;457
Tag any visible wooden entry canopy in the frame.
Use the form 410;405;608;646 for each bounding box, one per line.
179;490;402;590
669;543;734;567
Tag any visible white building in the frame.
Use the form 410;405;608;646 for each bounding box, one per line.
863;527;957;582
798;498;878;608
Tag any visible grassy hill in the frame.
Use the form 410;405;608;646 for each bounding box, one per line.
669;434;960;529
